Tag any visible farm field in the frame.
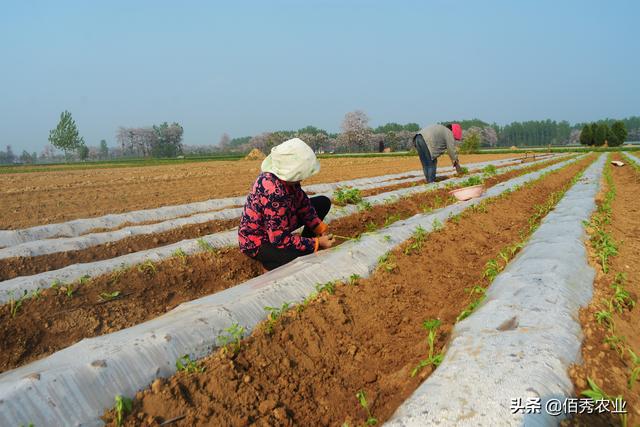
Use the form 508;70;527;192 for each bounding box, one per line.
0;152;634;427
0;153;519;229
0;154;566;373
567;153;640;426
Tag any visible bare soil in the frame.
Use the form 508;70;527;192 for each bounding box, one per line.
0;153;520;229
0;157;567;281
565;155;640;426
103;155;592;426
0;156;574;374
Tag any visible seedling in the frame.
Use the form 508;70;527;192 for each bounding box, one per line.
611;273;635;312
365;221;377;233
113;394;133;426
432;218;443;231
172;248;188;263
404;226;426;255
627;348;640;390
449;213;462;224
594;308;613;326
264;302;291;334
175;354;204;373
457;286;486;322
482;164;497;176
461;175;483;187
383;234;392;242
218;322;246;354
358;200;373;211
483;259;500;281
197;238;218;254
355;390;378;426
581;378;627;427
100;291;122;301
77;275;91;286
377;252;397;273
411;319;444;376
383;213;401;227
605;334;626;356
30;288;42;300
334;187;363;205
316;281;336;295
64;284;75;298
348;274;360;286
137;260;157;275
8;290;27;318
458;166;470;175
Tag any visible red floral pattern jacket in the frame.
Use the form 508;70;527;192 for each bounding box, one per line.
238;172;327;257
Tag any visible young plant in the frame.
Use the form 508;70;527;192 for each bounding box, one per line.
365;221;378;233
64;284;75;298
377;252;397;273
172;248;188;263
113;394;133;426
627;348;640;390
348;273;360;286
316;281;337;295
8;290;27;318
404;226;427;255
482;164;497;176
383;213;401;227
137;260;157;275
411;319;444;376
218;322;246;355
611;273;635;313
100;290;122;301
197;238;218;254
175;354;204;373
334;187;363;205
264;302;291;334
581;378;628;427
456;286;486;322
461;175;483;187
355;390;378;426
431;218;443;231
483;259;500;281
358;200;373;211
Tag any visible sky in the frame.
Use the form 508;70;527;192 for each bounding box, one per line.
1;0;639;152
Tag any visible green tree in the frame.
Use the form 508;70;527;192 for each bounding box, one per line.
48;111;85;157
593;123;609;147
579;124;593;146
460;131;480;154
99;139;109;158
610;121;627;146
77;144;89;160
20;150;33;163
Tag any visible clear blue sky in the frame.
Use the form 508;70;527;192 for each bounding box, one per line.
1;0;638;152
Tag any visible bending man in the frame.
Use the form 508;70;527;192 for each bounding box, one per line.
413;123;464;183
238;138;335;271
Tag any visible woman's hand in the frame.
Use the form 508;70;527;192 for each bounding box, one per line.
318;234;335;249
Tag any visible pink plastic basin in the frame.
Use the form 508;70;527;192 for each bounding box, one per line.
449;185;485;201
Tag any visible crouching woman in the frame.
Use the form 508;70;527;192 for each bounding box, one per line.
238;138;335;271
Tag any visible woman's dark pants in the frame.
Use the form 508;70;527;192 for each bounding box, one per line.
254;195;331;271
414;134;438;183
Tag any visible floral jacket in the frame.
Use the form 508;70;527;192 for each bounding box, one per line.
238;172;327;257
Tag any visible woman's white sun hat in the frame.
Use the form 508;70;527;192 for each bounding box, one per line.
261;138;320;182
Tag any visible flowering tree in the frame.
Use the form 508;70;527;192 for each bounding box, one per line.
338;110;372;152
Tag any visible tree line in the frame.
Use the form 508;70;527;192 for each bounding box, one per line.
2;111;638;165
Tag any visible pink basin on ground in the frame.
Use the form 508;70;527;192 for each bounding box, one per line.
449;185;485;201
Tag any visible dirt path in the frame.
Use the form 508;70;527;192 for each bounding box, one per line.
0;157;567;281
0;154;519;229
100;157;593;426
0;157;577;374
566;155;640;426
